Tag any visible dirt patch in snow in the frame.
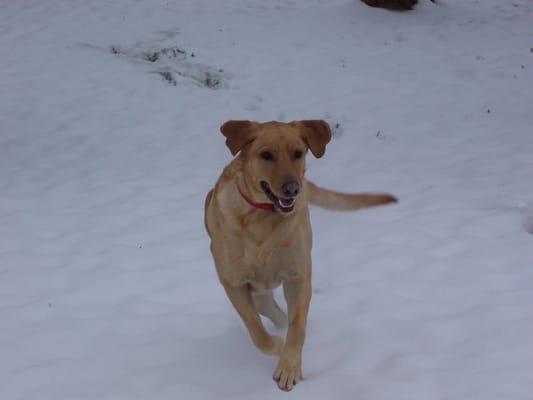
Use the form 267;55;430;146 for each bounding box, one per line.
109;44;225;89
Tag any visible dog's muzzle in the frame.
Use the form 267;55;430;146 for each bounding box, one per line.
260;181;297;214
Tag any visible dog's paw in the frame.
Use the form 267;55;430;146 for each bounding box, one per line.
273;357;302;391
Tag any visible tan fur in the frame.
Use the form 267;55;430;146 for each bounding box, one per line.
307;181;396;211
204;120;397;391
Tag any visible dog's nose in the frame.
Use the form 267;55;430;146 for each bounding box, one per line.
282;181;299;197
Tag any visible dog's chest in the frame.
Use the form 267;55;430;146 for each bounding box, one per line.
236;231;303;290
240;262;283;292
216;208;309;289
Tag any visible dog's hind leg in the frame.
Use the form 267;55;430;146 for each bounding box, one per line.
222;283;284;356
252;291;287;328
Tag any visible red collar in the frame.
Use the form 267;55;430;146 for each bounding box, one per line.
237;185;276;212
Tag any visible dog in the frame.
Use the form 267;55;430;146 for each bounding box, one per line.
204;120;397;391
360;0;435;11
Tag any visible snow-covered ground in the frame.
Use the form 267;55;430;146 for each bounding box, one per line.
1;0;533;398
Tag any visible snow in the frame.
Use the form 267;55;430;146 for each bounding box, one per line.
1;0;532;398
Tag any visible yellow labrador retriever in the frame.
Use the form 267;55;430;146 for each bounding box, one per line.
204;120;396;391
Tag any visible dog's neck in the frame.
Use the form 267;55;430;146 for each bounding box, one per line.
237;185;276;212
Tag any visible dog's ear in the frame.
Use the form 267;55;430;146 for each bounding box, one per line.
220;120;260;156
296;120;332;158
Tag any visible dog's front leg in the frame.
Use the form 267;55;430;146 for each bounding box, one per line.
221;282;284;356
273;273;312;391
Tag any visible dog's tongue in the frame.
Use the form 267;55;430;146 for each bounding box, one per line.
280;198;294;207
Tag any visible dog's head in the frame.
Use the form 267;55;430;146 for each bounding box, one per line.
220;120;331;214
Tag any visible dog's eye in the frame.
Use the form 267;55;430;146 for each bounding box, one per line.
260;151;273;161
293;150;303;160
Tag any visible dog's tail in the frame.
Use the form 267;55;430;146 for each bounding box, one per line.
306;180;397;211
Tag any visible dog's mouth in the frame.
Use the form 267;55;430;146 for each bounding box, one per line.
260;181;296;214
